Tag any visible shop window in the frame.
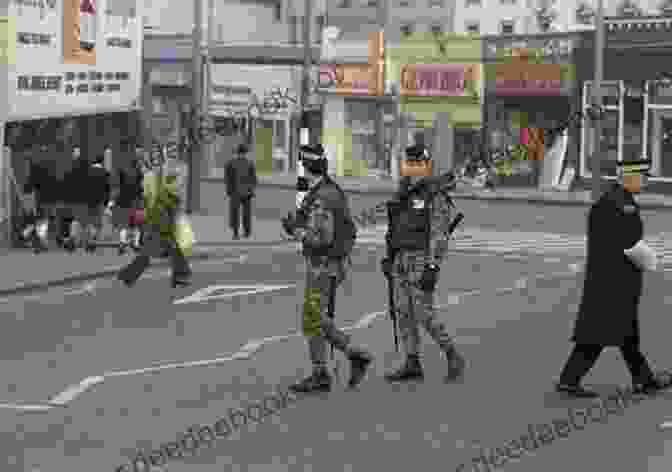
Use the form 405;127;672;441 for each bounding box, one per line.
500;20;515;34
365;0;378;6
275;120;286;149
401;23;414;37
217;24;223;41
431;24;443;35
465;0;481;5
399;0;411;6
273;3;281;22
429;0;444;6
289;16;298;44
465;21;479;33
316;15;325;42
338;0;352;7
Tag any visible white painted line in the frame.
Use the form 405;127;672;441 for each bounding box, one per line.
514;278;527;289
238;340;265;356
49;376;105;406
103;351;251;379
173;284;295;305
351;311;384;330
659;422;672;430
0;403;54;412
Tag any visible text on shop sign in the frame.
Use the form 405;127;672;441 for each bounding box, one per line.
400;64;477;97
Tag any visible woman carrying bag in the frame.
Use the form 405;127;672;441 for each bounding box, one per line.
117;163;192;288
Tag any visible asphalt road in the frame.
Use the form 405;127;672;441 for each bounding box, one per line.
3;237;672;472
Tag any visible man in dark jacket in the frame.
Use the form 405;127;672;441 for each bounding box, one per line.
81;153;111;252
556;158;672;398
23;145;60;251
62;145;93;251
224;144;257;239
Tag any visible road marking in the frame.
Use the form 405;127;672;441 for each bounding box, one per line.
49;376;105;406
173;284;296;305
16;263;581;409
0;403;55;412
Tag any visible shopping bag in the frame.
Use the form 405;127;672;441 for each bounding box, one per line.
624;240;658;272
174;214;195;255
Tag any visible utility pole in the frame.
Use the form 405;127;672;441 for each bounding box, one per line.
591;0;604;201
296;0;312;205
375;0;386;175
189;0;204;214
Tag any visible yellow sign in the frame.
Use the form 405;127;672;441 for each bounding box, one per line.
0;16;16;65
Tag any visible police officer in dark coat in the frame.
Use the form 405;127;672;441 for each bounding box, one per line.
556;158;672;398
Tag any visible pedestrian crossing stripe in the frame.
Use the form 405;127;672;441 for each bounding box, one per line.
173;284;296;305
354;227;672;263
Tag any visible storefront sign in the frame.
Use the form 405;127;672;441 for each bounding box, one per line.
318;31;384;96
0;17;16;65
400;63;480;98
493;58;568;96
7;0;142;121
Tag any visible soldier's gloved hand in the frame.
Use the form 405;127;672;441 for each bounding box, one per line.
281;212;297;236
381;258;393;279
418;263;440;292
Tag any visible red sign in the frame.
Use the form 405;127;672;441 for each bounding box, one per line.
400;64;478;97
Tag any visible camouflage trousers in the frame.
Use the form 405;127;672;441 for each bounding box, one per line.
392;251;456;357
301;255;356;367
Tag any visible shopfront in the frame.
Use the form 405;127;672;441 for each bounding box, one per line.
483;34;580;187
1;0;143;246
575;16;672;192
318;30;390;177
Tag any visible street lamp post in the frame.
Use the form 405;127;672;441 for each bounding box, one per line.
188;0;204;214
591;0;605;201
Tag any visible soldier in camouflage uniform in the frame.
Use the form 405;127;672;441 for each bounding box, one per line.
381;144;466;382
282;144;373;393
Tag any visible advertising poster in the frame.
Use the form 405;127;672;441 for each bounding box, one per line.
7;0;142;121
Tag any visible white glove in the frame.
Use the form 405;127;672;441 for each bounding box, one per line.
624;240;658;271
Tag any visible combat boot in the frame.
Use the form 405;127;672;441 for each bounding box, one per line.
289;369;332;394
445;348;465;382
347;349;373;388
385;355;424;382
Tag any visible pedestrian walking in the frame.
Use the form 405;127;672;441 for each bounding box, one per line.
380;144;466;383
117;165;192;288
281;144;373;393
111;145;145;254
224;144;257;239
556;158;672;398
81;153;111;252
22;145;58;252
62;145;91;252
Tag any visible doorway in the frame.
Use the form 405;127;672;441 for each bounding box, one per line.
647;109;672;178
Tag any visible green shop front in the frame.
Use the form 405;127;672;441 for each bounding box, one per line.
388;33;483;178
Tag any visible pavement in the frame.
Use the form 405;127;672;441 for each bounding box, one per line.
248;172;672;210
3;235;672;472
0;216;291;297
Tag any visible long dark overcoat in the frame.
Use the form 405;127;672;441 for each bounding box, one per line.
572;184;645;347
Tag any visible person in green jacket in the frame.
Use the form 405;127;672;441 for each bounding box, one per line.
117;165;192;288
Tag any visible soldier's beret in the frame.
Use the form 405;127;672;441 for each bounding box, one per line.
617;158;651;176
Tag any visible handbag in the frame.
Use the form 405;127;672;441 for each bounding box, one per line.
174;214;195;256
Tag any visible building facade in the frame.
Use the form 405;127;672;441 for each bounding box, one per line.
143;0;325;177
574;15;672;192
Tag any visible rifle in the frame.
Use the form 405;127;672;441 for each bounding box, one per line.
386;267;398;352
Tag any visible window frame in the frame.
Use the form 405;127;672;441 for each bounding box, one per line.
465;20;480;34
500;19;515;34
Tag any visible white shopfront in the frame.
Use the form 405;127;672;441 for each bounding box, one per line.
210;65;298;175
0;0;143;245
581;79;672;181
